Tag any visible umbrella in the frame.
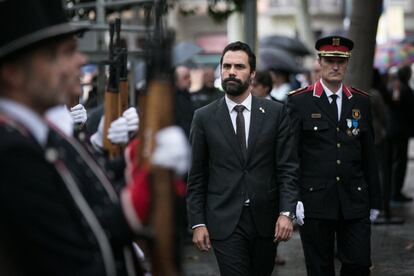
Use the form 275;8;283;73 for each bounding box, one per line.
258;47;302;73
259;35;311;56
172;41;203;66
374;43;414;72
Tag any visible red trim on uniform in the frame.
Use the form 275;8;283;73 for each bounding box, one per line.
319;45;349;53
350;87;369;97
295;87;312;96
313;80;323;98
343;85;353;99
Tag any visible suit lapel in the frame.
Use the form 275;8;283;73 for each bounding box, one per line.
246;97;265;163
215;98;245;164
314;92;337;124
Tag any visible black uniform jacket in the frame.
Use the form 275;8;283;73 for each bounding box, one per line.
187;96;299;240
0;115;141;276
287;80;382;220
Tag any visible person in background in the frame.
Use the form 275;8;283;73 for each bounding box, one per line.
174;65;195;138
310;59;322;83
288;36;382;276
252;70;273;100
191;67;222;110
383;65;414;202
269;69;293;103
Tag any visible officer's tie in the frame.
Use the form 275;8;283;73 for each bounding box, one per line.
330;94;339;121
234;105;247;154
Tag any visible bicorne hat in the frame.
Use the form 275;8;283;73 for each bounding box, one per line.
0;0;88;60
315;36;354;58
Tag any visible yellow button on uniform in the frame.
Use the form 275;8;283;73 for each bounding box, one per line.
314;126;318;131
337;160;341;165
336;127;340;132
336;176;340;181
337;143;341;148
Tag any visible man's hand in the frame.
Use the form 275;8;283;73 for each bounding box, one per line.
274;215;294;242
192;226;211;252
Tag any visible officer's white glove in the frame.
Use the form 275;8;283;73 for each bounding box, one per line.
107;117;129;145
151;126;190;175
90;116;104;151
70;104;87;124
370;209;380;222
295;201;305;226
122;107;139;133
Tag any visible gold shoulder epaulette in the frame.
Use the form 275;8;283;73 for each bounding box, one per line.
288;86;309;96
351;86;370;97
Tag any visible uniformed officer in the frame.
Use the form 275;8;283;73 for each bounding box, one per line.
287;36;382;276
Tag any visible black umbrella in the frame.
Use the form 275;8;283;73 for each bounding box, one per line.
259;35;311;56
172;41;203;66
258;47;302;73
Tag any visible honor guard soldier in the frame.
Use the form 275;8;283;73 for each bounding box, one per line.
0;0;190;275
287;36;382;276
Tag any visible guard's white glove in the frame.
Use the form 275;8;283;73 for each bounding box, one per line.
107;117;129;145
370;209;380;222
122;107;139;133
90;116;104;151
151;126;190;175
70;104;87;124
295;201;305;226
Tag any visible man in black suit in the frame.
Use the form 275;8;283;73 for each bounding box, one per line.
287;36;382;276
187;41;299;276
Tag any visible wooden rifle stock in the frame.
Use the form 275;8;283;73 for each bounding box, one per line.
103;21;121;159
116;18;129;114
137;1;179;274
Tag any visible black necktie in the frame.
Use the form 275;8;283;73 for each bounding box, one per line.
234;105;247;152
330;94;338;121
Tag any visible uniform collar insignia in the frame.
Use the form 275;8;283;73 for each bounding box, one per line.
343;85;353;99
313;80;323;98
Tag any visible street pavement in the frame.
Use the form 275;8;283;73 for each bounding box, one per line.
182;141;414;276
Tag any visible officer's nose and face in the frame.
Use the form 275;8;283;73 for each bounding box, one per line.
319;56;348;84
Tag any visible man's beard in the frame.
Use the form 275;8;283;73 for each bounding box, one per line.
222;77;250;96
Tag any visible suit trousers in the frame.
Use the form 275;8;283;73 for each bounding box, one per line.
299;218;371;276
211;206;276;276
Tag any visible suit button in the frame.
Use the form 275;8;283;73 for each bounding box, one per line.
357;187;362;191
336;176;340;181
336;127;340;132
337;143;341;148
309;187;314;192
313;126;318;131
336;160;341;165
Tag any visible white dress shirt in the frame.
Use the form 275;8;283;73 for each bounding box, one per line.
320;79;343;121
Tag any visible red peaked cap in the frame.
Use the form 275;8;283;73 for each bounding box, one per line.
315;36;354;58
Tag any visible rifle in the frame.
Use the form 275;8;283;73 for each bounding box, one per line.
137;1;179;275
103;21;121;159
116;18;129;114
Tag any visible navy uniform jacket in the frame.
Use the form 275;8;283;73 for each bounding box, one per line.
0;114;142;276
287;80;382;220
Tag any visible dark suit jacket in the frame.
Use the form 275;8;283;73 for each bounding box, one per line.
187;95;299;240
0;115;141;276
287;81;382;220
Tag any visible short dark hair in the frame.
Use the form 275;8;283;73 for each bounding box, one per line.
220;41;256;72
254;70;273;94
